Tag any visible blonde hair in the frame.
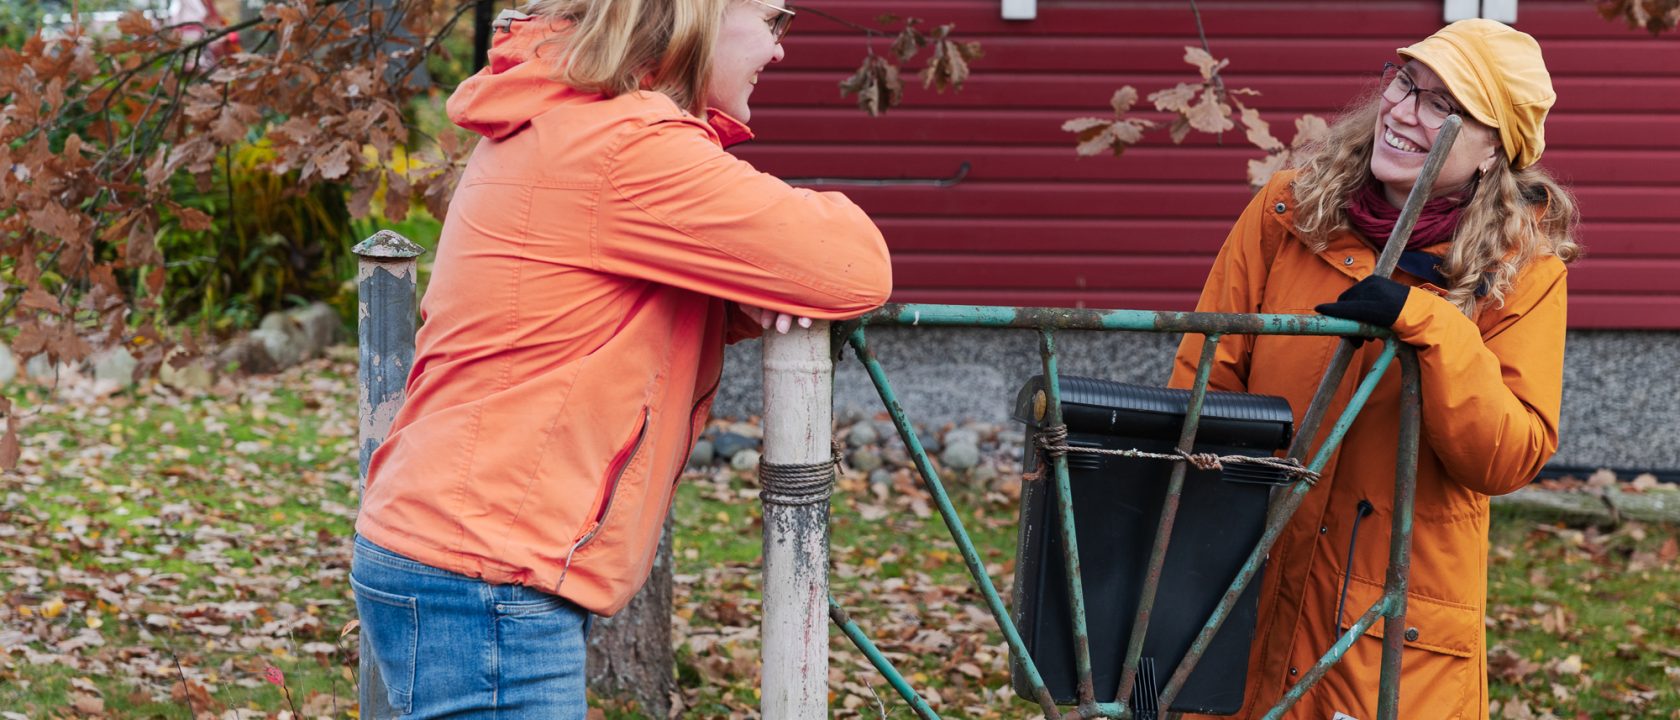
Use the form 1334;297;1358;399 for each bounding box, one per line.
524;0;729;115
1291;94;1580;316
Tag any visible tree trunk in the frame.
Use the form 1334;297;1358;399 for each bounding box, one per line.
586;516;675;718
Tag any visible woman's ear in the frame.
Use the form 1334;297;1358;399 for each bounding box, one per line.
1478;148;1499;175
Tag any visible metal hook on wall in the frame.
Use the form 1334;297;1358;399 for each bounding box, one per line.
784;161;970;188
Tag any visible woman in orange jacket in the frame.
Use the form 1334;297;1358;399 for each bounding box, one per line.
350;1;892;717
1173;20;1577;720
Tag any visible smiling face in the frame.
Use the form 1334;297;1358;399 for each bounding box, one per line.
1369;62;1503;207
706;0;788;123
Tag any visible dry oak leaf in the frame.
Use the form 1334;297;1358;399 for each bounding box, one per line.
1183;46;1230;81
1185;87;1234;135
890;23;926;63
921;24;982;93
1241;107;1284;153
839;54;903;117
1063;87;1155;157
1149;82;1199;115
1292;113;1331;148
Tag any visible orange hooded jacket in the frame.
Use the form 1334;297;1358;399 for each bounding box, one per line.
1173;170;1565;720
355;17;892;616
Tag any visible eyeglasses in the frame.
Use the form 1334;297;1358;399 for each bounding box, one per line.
1381;62;1463;130
745;0;796;43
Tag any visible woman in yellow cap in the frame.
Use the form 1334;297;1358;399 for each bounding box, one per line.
1172;19;1578;720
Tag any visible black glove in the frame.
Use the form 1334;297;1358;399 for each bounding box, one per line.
1315;276;1410;328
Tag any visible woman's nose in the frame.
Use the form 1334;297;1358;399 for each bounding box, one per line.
771;41;786;63
1388;92;1422;125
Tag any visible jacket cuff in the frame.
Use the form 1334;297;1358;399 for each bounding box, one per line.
1391;286;1471;345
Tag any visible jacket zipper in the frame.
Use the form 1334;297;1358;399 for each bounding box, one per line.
558;407;650;590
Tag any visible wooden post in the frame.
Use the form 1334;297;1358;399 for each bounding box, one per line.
759;322;834;718
352;230;423;718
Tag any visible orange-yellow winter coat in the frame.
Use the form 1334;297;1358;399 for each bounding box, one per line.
355;17;892;616
1172;170;1566;720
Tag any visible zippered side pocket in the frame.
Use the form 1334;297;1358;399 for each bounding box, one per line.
557;406;650;591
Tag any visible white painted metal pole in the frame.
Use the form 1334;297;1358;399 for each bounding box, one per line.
759;322;833;719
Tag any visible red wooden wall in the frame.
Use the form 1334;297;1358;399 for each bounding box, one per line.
736;0;1680;329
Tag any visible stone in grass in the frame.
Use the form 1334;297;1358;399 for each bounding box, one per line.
711;432;758;461
0;344;15;384
848;446;883;473
252;327;302;371
159;353;214;391
688;439;715;468
730;449;761;472
292;302;341;358
943;428;980;449
940;442;981;471
972;463;1000;487
727;421;763;440
868;468;894;487
91;348;139;386
846;421;879;448
915;429;942;455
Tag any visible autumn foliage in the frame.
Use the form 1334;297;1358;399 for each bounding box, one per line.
1062;46;1329;191
0;0;472;381
1597;0;1680;33
836;15;984;117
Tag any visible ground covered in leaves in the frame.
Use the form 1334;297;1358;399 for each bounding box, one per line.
1;354;1677;718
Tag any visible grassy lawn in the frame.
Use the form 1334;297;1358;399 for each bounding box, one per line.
2;356;1676;718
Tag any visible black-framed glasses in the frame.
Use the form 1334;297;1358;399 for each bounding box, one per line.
745;0;796;42
1381;62;1463;130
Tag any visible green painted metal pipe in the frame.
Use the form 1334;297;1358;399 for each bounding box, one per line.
860;304;1384;338
1376;347;1423;718
1155;338;1399;710
1038;330;1099;706
848;328;1065;720
829;596;943;720
1115;334;1223;710
1260;598;1391;720
1305;340;1400;473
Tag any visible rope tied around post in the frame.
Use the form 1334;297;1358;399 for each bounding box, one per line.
758;449;841;506
1023;423;1319;486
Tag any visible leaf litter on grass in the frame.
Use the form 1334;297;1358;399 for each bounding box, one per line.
1;351;362;718
5;361;1676;719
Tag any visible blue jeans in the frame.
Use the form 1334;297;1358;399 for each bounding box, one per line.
351;536;590;719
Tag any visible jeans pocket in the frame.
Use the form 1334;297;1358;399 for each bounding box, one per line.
350;573;418;715
493;584;574;618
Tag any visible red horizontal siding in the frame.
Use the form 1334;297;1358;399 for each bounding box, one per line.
893;255;1680;295
756;1;1680;329
754;73;1680;114
739;145;1680;186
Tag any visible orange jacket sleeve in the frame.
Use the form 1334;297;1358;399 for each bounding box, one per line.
1390;259;1567;495
597;116;893;319
1169;182;1280;392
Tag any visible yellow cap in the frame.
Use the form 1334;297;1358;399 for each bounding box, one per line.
1398;19;1555;169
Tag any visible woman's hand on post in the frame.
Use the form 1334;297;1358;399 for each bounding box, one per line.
745;305;814;334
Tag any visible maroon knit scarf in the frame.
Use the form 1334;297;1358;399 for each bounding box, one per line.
1345;179;1466;250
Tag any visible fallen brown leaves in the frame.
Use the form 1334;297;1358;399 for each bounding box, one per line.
0;352;361;717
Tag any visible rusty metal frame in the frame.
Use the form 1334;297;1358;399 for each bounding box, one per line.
828;306;1422;720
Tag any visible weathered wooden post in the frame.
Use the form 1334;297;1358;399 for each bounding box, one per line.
758;322;835;718
352;230;423;719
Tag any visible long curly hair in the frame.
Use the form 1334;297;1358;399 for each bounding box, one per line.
1290;94;1580;316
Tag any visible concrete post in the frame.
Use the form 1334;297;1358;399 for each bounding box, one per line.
352;230;423;719
759;322;834;719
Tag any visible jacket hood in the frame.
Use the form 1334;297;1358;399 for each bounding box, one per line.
446;14;756;147
446;16;576;141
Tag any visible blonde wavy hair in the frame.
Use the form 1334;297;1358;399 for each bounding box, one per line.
1291;94;1580;316
524;0;729;115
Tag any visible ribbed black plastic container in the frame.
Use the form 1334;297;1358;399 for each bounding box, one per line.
1008;375;1294;715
